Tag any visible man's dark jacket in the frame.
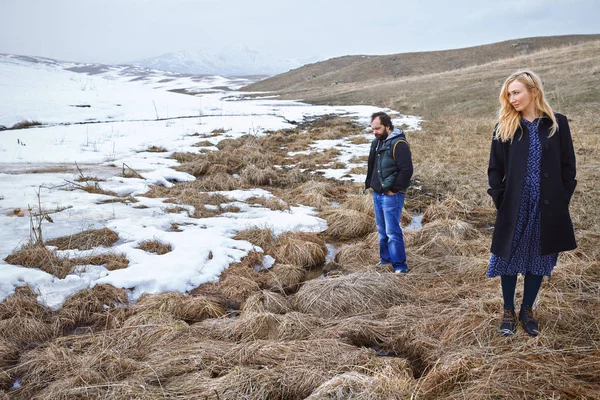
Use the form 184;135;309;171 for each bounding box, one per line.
487;112;577;260
365;128;413;193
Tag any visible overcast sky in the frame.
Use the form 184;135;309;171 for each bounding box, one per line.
1;0;598;64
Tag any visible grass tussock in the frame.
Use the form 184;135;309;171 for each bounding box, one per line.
45;227;119;250
59;284;129;330
135;292;227;323
321;208;375;240
274;231;327;269
334;241;380;272
73;252;130;271
295;272;413;317
234;227;276;253
144;145;168;152
422;195;496;227
241;290;292;314
241;165;280;186
4;243;74;279
290;180;347;210
405;218;484;258
246;196;290;211
0;286;56;350
136;239;172;255
264;264;307;294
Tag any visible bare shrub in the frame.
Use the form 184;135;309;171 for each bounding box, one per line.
11;120;42;130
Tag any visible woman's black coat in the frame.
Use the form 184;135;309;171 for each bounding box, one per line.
487;112;577;260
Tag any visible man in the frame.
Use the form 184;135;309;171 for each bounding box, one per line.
365;111;413;273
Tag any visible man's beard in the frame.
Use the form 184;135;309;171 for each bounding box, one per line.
375;132;388;141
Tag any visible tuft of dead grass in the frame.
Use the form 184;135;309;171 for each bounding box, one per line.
422;195;496;228
145;145;168;152
295;272;413;317
234;227;276;253
246;195;290;211
136;239;172;255
405;218;484;258
334;241;380;272
241;165;280;186
45;227;119;250
321;208;375;240
58;286;130;333
4;243;74;279
274;231;327;269
264;263;307;294
241;290;292;314
135;292;227;323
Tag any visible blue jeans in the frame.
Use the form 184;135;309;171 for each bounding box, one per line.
373;192;408;270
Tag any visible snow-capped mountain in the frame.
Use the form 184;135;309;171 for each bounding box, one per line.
134;46;304;76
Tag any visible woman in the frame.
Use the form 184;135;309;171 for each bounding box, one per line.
487;70;577;337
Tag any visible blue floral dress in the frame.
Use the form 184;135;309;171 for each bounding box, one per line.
487;118;559;278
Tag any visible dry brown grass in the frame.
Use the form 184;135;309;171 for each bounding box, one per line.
295;272;414;317
234;227;276;253
405;218;485;258
240;164;280;186
59;284;129;330
334;240;380;272
45;227;119;250
135;292;227;323
241;290;292;314
0;286;57;353
246;195;290;211
136;239;172;255
144;145;168;152
263;263;307;294
290;180;345;209
320;208;375;240
73;252;130;271
4;244;74;279
274;231;327;269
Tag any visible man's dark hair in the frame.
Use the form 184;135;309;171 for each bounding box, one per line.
371;112;394;130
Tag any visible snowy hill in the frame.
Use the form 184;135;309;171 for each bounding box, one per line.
134;47;304;76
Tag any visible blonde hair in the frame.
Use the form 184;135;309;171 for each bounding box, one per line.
495;70;558;142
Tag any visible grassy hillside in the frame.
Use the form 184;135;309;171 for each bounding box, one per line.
244;34;600;94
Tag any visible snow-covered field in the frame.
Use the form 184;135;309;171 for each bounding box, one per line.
0;54;421;307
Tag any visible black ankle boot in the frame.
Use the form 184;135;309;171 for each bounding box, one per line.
519;306;539;336
499;308;517;336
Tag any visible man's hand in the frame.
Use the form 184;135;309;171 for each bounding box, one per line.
385;190;394;195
